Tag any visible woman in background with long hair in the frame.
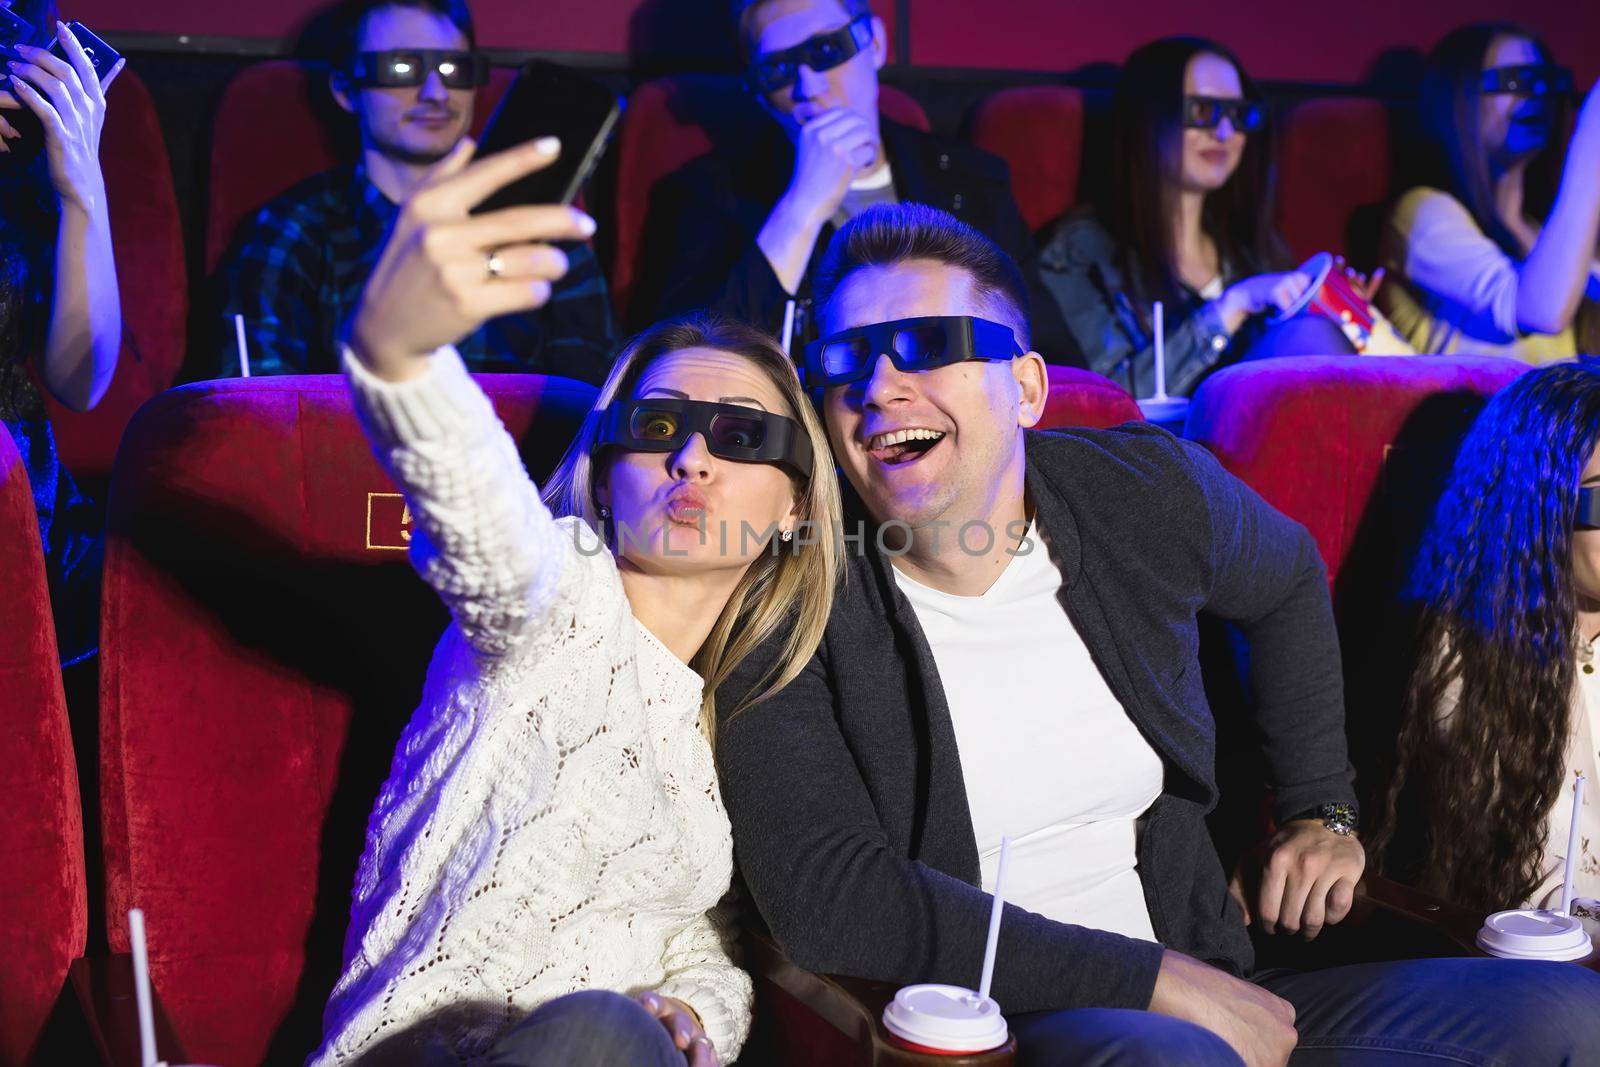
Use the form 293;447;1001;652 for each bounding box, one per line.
1380;23;1600;362
1373;363;1600;914
0;4;125;663
1039;36;1346;398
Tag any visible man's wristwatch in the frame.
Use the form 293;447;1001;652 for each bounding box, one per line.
1292;802;1360;836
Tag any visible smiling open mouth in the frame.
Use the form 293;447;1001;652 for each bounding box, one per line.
866;428;947;467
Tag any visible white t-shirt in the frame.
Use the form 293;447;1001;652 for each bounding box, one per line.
891;523;1163;942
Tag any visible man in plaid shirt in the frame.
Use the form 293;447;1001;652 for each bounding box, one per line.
217;0;616;383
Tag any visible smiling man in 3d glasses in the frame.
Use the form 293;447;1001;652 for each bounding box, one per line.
214;0;616;382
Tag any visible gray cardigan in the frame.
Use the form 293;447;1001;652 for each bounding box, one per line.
715;425;1355;1014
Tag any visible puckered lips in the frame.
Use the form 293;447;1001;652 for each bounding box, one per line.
863;426;948;468
664;485;709;527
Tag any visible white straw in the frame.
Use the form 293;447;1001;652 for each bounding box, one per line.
234;314;251;378
779;299;797;358
976;836;1012;1003
1151;301;1167;401
128;909;160;1067
1562;773;1587;916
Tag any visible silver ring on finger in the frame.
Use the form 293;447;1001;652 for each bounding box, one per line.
485;249;506;280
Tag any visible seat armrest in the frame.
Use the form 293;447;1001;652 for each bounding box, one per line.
745;927;1017;1066
68;954;189;1067
1353;874;1485;955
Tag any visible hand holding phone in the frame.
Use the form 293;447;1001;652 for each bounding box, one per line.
469;60;621;214
1;21;125;203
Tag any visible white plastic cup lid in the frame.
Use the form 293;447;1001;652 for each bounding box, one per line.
1477;908;1594;962
881;983;1008;1054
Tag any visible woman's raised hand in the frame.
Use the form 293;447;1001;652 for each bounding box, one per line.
349;137;597;382
1;22;125;211
1223;269;1316;320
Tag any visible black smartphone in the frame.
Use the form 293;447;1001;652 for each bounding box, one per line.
2;21;121;165
49;22;123;83
0;6;40;58
470;60;622;215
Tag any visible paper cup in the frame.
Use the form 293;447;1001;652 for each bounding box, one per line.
1477;908;1595;962
882;983;1008;1054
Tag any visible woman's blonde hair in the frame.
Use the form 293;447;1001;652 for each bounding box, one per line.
542;312;843;742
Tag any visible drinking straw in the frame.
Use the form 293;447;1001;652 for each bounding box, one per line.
780;299;797;358
976;836;1013;1003
234;314;251;378
1562;773;1587;916
1152;301;1167;401
128;909;160;1067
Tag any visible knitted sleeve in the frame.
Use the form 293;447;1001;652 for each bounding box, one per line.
653;894;754;1061
343;344;592;659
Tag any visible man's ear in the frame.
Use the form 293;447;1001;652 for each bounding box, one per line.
329;72;355;115
869;15;889;71
1013;351;1049;429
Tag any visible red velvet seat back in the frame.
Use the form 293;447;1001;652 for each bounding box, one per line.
206;61;515;273
609;75;929;321
99;375;597;1065
1275;97;1391;266
38;69;186;483
1186;356;1526;591
1040;365;1142;429
968;86;1087;234
0;431;85;1066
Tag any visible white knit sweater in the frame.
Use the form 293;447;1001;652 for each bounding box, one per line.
308;347;752;1066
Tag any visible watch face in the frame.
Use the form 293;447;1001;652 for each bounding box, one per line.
1320;803;1359;835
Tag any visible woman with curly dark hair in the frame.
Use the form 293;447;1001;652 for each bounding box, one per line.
1373;362;1600;914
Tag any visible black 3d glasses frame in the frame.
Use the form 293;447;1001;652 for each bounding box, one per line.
597;398;813;479
746;16;874;95
803;315;1023;389
1580;486;1600;530
1182;95;1265;133
348;49;490;89
1480;64;1573;97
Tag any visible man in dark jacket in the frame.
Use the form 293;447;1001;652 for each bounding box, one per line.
631;0;1082;366
716;203;1600;1065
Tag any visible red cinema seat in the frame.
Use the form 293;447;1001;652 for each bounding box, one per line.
1275;97;1392;268
1185;356;1526;592
968;86;1087;235
37;69;186;485
609;75;929;322
98;374;596;1065
0;431;86;1066
1039;364;1141;429
206;60;515;273
1186;356;1529;879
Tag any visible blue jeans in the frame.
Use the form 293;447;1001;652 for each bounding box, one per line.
482;989;683;1067
1010;958;1600;1066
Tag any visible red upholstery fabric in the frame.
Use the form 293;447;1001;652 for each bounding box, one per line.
968;86;1087;234
0;431;85;1066
1040;364;1142;429
99;375;596;1065
37;69;186;483
1275;97;1391;266
1186;356;1527;590
608;75;929;319
205;61;515;272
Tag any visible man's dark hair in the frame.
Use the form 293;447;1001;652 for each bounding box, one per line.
318;0;477;70
730;0;872;56
813;203;1032;351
